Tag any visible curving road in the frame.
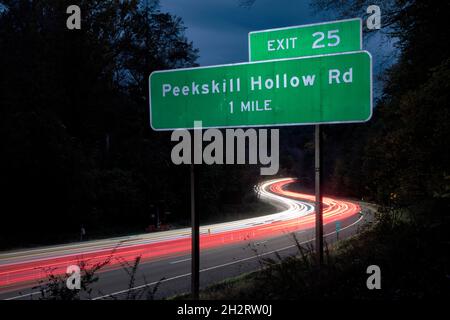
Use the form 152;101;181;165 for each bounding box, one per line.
0;178;373;300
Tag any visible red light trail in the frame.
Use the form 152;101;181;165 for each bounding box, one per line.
0;178;360;291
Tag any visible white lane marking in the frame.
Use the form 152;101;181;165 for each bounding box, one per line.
254;241;268;245
4;291;41;300
169;257;191;265
5;214;364;301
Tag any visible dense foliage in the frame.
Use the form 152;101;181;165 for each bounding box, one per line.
317;1;449;219
0;0;263;248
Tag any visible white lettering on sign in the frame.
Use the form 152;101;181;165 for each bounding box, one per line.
312;30;340;49
251;74;316;90
329;68;353;84
162;79;241;97
240;100;272;112
268;37;298;51
160;67;355;98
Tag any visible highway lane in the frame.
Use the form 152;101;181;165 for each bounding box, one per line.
0;178;314;289
93;211;369;300
0;178;374;300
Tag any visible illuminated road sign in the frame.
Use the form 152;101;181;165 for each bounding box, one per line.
249;18;361;62
149;51;372;130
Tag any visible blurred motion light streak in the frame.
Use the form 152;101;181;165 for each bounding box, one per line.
0;178;360;290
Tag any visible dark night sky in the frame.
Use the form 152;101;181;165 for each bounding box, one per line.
160;0;397;98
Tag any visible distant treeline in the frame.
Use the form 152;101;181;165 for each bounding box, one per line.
0;0;266;248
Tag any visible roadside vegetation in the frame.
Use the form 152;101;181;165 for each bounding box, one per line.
31;254;164;300
174;206;448;300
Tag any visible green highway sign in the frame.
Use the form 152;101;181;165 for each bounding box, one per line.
149;51;372;130
249;18;361;62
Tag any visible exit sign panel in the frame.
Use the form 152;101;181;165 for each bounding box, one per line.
249;18;361;62
149;51;372;130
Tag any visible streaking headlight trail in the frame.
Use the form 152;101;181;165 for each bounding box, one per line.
0;178;360;291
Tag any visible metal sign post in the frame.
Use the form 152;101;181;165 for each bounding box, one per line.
336;220;341;240
190;163;200;299
315;125;324;266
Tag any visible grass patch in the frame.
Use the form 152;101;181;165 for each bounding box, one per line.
176;206;448;300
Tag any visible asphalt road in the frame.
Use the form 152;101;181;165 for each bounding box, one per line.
0;178;375;300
